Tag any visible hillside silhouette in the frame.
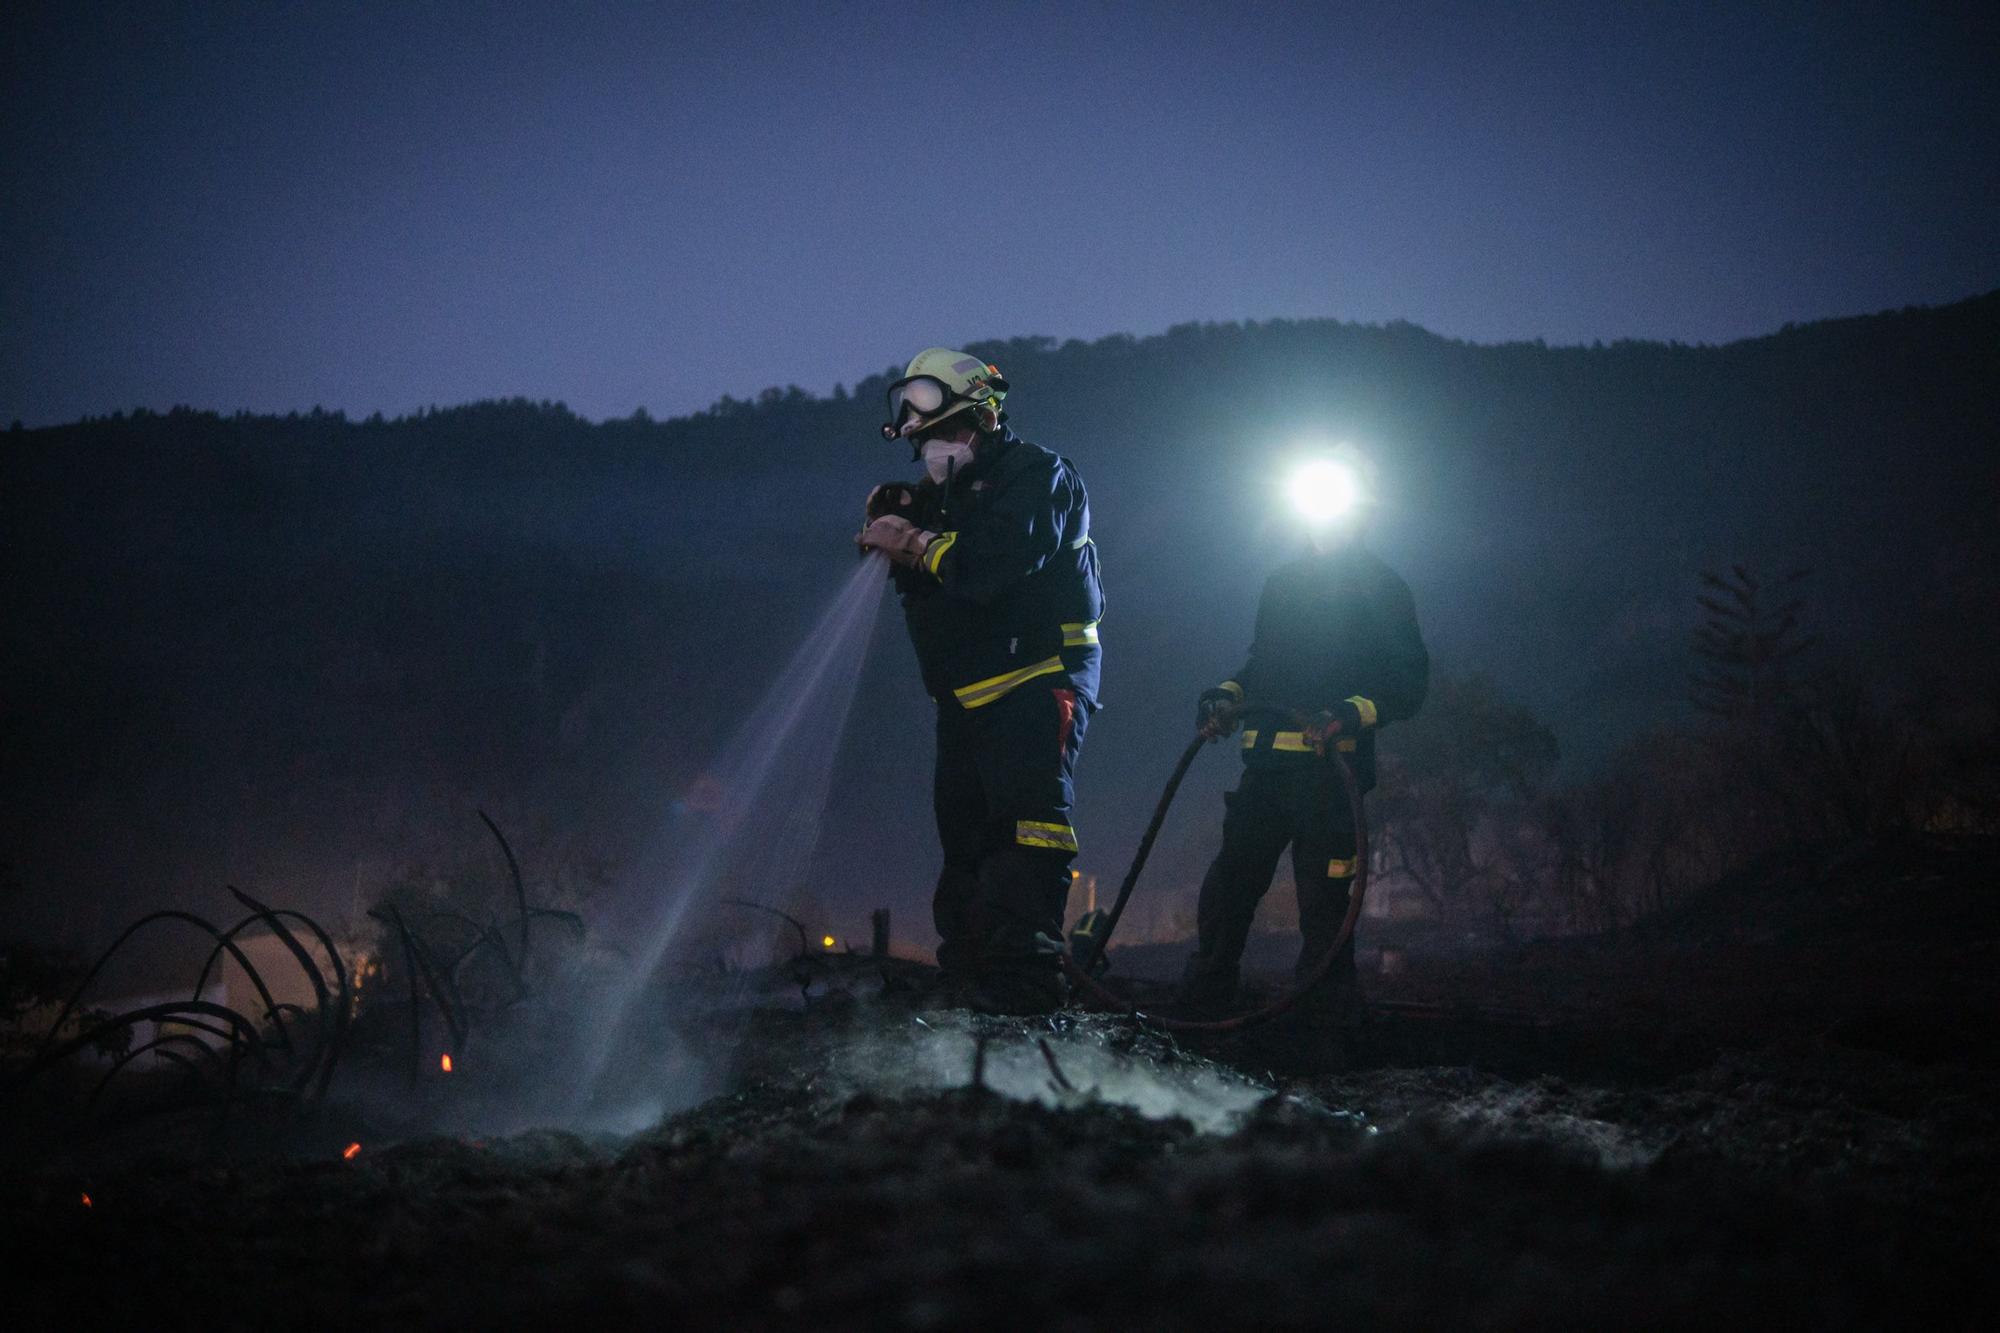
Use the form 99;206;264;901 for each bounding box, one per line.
3;293;1997;946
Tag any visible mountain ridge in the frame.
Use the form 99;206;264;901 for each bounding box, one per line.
3;290;1995;946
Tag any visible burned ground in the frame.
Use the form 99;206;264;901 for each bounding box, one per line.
5;835;1997;1330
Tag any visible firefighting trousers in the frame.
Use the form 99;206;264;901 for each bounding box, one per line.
1182;762;1360;1010
931;684;1089;976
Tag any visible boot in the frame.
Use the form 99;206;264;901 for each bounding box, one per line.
1171;956;1241;1020
968;961;1068;1016
968;921;1068;1016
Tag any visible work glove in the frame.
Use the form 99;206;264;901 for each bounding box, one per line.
1303;701;1365;756
865;481;919;524
856;514;937;569
1195;687;1241;741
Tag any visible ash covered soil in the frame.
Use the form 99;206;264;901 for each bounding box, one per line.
7;834;1999;1330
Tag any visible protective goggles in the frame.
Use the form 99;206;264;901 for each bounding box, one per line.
882;375;958;440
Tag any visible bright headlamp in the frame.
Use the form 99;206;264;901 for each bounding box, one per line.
1287;458;1362;525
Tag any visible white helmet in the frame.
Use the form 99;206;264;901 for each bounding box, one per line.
881;347;1009;449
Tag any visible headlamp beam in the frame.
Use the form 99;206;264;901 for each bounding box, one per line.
1287;458;1362;525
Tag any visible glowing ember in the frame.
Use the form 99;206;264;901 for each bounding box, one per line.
80;1192;92;1208
822;934;836;949
342;1142;361;1160
440;1052;453;1073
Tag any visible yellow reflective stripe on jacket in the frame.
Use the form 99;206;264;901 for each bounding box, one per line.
1345;695;1379;728
1327;857;1357;878
923;531;958;577
1016;820;1079;852
1240;729;1356;754
1241;728;1315;753
1061;619;1100;647
953;654;1066;709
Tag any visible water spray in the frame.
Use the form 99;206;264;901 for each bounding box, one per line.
572;557;888;1113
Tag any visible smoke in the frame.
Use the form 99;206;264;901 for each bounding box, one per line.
829;1012;1271;1135
567;558;889;1116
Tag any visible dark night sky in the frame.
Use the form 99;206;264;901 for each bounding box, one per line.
3;1;1995;427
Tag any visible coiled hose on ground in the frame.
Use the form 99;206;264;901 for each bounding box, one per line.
1060;712;1369;1033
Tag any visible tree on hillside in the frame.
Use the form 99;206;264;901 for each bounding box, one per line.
1537;726;1721;931
1372;674;1559;938
1689;566;1816;724
1684;566;1888;846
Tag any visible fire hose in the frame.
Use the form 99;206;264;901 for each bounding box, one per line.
1059;707;1369;1033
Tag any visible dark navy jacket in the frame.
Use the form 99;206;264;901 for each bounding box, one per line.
889;430;1104;711
1220;543;1428;791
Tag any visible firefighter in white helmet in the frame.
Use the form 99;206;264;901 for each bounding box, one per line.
858;347;1104;1014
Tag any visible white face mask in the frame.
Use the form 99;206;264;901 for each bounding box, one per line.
921;439;974;485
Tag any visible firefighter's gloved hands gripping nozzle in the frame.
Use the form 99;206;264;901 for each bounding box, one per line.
857;483;938;567
1196;686;1242;741
1302;700;1366;755
864;482;919;524
857;514;937;569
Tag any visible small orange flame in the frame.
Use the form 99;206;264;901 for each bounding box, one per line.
440;1053;453;1073
822;934;836;949
342;1142;361;1160
80;1192;92;1208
